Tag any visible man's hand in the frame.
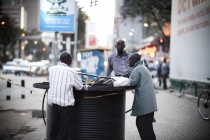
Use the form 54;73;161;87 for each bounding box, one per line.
103;79;114;87
107;81;114;87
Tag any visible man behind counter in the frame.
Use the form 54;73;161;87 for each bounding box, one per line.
106;53;157;140
106;39;133;78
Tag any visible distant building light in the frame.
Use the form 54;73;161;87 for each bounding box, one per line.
144;23;148;27
131;29;135;32
122;38;126;42
22;33;25;37
160;38;163;43
34;41;38;44
129;32;133;36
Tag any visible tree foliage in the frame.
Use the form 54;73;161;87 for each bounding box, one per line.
77;7;89;49
121;0;171;40
0;15;19;62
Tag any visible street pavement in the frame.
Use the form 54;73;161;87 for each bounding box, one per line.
0;73;210;140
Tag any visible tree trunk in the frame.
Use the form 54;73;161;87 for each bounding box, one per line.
3;44;6;62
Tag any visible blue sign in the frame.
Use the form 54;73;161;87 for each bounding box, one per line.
39;0;75;33
80;50;105;80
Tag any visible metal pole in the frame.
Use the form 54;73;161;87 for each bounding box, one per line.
74;2;78;67
6;79;11;100
21;80;25;99
19;40;21;58
54;32;58;65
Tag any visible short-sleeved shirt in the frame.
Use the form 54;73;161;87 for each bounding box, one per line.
47;62;84;107
106;51;133;77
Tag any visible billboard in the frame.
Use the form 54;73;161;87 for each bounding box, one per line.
39;0;75;32
170;0;210;81
80;50;105;78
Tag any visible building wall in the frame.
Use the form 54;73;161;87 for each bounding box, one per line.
22;0;39;32
170;0;210;82
2;0;39;32
1;6;21;27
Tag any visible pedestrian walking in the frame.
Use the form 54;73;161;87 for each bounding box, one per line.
157;62;162;87
161;57;170;90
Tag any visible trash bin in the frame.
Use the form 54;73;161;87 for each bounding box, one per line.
33;82;134;140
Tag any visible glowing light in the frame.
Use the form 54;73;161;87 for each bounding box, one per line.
150;52;155;58
21;46;25;50
42;47;46;51
129;32;133;36
34;41;38;44
1;21;5;25
21;33;25;37
122;38;126;42
144;23;148;27
131;29;135;32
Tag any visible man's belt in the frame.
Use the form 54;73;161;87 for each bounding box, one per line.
115;75;129;78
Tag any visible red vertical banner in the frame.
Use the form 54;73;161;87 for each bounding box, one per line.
89;35;96;47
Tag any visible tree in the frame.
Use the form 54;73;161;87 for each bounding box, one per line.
77;7;89;49
121;0;171;41
0;15;17;62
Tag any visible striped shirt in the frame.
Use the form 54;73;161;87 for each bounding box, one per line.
47;62;84;106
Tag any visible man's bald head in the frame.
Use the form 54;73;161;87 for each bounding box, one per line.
128;53;141;67
60;51;72;66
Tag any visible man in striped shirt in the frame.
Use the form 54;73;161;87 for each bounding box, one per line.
48;51;84;140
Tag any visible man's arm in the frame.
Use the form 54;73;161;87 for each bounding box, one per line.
73;72;84;90
106;56;113;76
129;68;140;86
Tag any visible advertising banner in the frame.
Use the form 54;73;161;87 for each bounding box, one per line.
170;0;210;81
39;0;75;32
80;50;105;79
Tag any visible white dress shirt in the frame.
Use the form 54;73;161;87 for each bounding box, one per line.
47;62;84;106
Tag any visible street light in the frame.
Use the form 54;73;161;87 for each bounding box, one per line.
34;41;38;45
1;21;5;25
144;23;149;27
24;40;28;44
22;33;25;37
129;32;133;36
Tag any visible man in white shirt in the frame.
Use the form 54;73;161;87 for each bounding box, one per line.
48;51;84;140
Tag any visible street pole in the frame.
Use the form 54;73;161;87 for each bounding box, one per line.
18;40;21;58
54;32;58;65
73;1;78;67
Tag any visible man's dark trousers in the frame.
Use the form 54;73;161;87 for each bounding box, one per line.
162;73;169;90
51;104;73;140
136;112;156;140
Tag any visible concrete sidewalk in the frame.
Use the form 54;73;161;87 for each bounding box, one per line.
1;89;208;140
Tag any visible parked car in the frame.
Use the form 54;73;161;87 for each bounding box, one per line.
12;58;24;66
30;62;48;76
15;62;31;76
2;61;17;74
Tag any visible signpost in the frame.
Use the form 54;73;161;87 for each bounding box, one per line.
39;0;75;33
39;0;77;65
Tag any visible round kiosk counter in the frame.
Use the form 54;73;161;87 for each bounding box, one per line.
33;82;135;140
